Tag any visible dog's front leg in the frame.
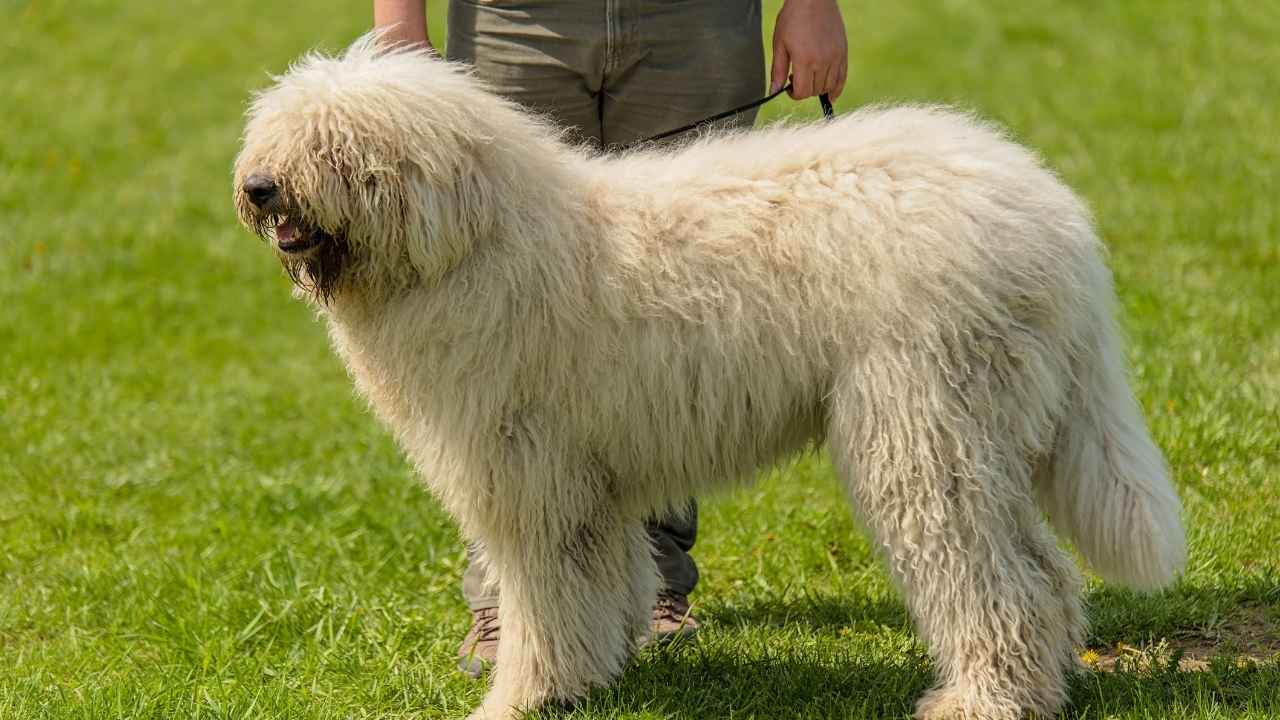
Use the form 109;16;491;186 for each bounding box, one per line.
468;483;657;720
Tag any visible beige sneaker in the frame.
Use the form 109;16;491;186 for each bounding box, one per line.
456;606;499;678
650;591;700;643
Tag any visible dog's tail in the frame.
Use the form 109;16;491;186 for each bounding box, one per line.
1036;278;1186;591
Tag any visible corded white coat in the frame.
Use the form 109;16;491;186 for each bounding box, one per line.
234;37;1186;720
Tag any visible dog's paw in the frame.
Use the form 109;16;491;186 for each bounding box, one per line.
914;686;1023;720
468;693;559;720
466;705;519;720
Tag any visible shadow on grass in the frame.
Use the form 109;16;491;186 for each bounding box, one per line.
703;591;911;632
526;593;1280;719
1064;657;1280;719
566;640;932;719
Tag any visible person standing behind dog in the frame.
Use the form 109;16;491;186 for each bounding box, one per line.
373;0;848;676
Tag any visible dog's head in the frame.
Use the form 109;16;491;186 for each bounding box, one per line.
234;36;505;302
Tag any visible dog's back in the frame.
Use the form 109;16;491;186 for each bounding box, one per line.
556;107;1101;492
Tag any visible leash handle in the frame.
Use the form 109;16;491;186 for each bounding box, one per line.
628;83;836;148
637;83;794;146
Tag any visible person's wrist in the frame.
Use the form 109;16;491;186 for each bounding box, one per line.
378;26;429;48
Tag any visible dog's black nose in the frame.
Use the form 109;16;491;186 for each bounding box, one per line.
243;174;278;207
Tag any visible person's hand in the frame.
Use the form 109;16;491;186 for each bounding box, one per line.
770;0;848;100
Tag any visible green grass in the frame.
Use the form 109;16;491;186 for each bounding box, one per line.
2;1;1278;718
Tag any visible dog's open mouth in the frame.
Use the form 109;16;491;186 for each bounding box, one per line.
273;218;330;254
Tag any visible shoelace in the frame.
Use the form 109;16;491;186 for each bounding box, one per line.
472;611;501;642
653;594;692;623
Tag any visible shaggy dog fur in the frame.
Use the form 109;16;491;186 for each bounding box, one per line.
234;37;1187;720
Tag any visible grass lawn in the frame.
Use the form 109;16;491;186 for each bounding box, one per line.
2;1;1278;718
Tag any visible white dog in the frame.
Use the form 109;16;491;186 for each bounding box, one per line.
234;37;1186;720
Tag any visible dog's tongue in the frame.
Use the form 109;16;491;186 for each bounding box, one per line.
276;220;297;243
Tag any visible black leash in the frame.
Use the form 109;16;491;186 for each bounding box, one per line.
623;84;835;149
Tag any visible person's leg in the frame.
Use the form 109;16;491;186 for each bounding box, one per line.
649;501;698;596
459;543;498;609
446;0;605;146
448;2;605;617
448;0;604;616
447;0;755;670
601;0;765;147
448;1;609;676
648;501;701;639
601;0;765;626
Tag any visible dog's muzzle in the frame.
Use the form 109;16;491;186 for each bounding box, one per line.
274;220;330;254
243;173;279;208
241;173;331;255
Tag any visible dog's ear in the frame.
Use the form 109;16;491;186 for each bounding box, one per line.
402;150;496;284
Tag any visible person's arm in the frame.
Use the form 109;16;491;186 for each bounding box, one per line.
373;0;431;48
770;0;848;100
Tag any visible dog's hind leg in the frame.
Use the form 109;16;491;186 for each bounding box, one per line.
827;354;1084;720
468;454;657;720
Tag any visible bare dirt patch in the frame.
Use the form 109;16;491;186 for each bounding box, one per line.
1082;604;1280;672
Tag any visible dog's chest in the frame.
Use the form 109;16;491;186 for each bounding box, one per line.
323;298;511;436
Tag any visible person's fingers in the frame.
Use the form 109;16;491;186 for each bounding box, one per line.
803;65;828;99
814;65;831;96
824;63;842;101
790;63;813;99
832;63;847;101
770;44;791;95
